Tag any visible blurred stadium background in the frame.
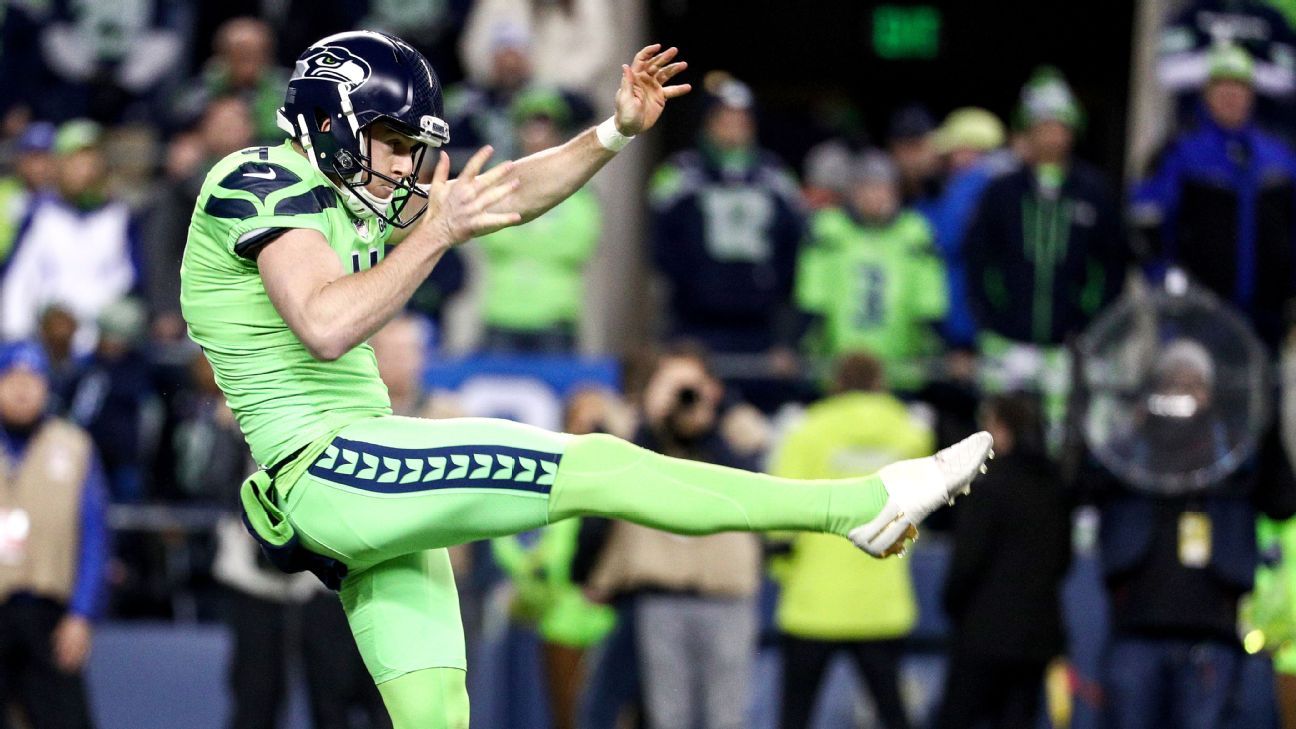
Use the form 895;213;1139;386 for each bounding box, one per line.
6;0;1296;728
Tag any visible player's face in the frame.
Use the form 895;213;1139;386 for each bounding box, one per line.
365;122;420;200
0;369;48;427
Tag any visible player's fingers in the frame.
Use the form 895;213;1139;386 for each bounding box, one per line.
645;46;678;72
663;83;693;100
476;159;515;188
459;145;494;183
474;176;521;212
632;44;662;68
655;61;687;83
431;151;450;188
472;211;523;236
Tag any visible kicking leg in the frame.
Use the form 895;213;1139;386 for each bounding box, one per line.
282;416;991;566
548;431;992;555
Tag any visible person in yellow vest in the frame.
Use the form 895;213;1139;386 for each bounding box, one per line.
768;351;931;729
0;340;110;729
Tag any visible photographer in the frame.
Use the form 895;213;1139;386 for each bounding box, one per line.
580;344;765;729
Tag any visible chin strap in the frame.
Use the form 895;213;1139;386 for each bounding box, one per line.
282;109;380;221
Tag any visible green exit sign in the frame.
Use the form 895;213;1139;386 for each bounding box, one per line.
873;5;941;59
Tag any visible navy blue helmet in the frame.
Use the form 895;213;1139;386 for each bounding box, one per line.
276;31;450;228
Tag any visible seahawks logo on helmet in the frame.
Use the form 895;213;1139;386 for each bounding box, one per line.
297;47;372;91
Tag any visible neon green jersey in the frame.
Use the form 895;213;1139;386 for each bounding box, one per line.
180;142;393;469
796;208;948;390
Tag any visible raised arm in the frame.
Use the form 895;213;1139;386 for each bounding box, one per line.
260;148;520;361
491;44;691;224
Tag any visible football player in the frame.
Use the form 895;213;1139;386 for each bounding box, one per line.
180;30;992;728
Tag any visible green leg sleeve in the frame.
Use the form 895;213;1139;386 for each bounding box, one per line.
549;434;888;538
377;667;470;729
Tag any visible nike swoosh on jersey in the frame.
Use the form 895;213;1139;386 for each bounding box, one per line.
217;163;302;201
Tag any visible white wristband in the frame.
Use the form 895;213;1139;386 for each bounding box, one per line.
596;117;634;152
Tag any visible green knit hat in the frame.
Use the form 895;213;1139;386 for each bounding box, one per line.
1208;42;1255;85
1016;66;1084;131
510;87;572;128
53;119;103;156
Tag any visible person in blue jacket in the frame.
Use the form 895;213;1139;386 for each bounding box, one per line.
1132;42;1296;348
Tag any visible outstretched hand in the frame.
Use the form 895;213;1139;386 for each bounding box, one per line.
614;44;692;137
419;146;521;246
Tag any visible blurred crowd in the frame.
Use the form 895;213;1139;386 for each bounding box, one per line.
10;0;1296;728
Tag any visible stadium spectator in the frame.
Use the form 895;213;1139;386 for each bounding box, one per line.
1249;514;1296;729
1;120;142;354
1132;43;1296;349
171;18;289;143
886;104;941;215
35;0;186;122
460;0;615;102
966;67;1126;350
144;96;255;341
936;393;1071;729
1157;0;1296;133
444;21;537;168
768;352;930;729
479;89;601;353
649;74;805;356
1091;339;1296;729
0;122;55;267
801;139;855;211
63;298;157;503
926;107;1012;350
0;340;109;729
795;150;947;392
964;68;1126;441
581;345;763;729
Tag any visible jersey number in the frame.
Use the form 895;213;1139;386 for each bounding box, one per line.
351;246;380;273
699;188;775;263
852;264;887;328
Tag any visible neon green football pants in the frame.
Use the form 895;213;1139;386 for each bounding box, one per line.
276;415;888;726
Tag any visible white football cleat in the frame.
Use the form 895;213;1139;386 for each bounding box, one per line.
848;431;994;558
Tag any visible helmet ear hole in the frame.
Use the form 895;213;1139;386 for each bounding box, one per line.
315;110;332;133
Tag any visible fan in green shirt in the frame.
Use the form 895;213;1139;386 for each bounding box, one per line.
478;89;601;351
797;150;948;390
